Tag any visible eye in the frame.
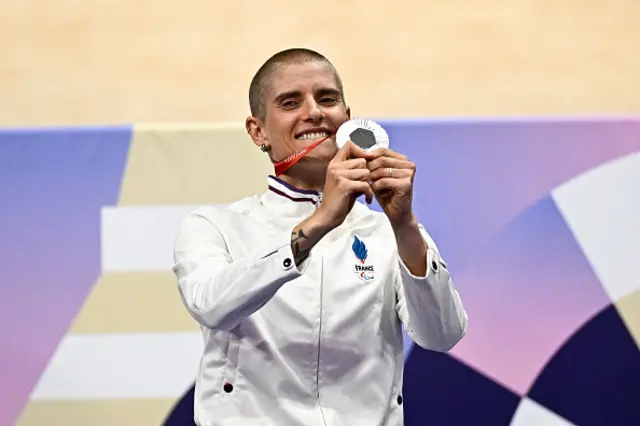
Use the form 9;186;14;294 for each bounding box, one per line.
281;99;299;109
320;97;338;105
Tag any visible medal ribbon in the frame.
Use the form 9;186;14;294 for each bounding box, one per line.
273;136;330;176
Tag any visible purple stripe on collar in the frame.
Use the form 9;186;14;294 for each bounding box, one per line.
267;175;319;196
268;186;318;205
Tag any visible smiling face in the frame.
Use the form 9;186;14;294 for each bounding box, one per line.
246;60;351;174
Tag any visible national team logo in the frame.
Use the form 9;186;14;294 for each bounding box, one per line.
352;235;375;282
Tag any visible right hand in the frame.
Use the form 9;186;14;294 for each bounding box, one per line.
316;141;376;229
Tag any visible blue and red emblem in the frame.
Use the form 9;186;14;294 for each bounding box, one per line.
352;236;375;282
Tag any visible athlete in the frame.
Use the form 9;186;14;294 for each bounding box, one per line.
173;48;468;426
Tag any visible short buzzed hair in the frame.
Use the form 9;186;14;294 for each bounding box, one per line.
248;48;345;120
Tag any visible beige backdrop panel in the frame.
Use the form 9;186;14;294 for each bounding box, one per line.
119;122;271;205
1;0;639;126
17;399;177;426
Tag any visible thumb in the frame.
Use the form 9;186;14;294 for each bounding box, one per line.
334;140;375;162
333;140;355;161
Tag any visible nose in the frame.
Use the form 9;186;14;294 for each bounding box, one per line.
303;99;324;122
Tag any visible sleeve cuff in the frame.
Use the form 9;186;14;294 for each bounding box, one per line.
275;240;311;275
261;226;311;276
398;246;445;280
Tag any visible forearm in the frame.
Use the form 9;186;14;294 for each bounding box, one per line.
290;211;333;267
174;212;327;331
393;215;428;277
176;234;303;330
394;219;467;351
399;261;468;351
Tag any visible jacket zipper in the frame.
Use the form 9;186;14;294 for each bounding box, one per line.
316;242;327;425
313;190;327;424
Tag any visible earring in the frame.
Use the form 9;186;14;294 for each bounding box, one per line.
260;144;270;152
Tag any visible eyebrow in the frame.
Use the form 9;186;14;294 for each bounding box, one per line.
316;88;342;98
273;88;342;104
273;90;301;104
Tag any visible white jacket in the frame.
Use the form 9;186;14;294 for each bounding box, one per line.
173;175;468;426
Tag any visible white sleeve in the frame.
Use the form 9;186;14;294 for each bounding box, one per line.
172;211;309;330
394;224;468;352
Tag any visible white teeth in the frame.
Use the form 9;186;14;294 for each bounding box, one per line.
296;132;328;140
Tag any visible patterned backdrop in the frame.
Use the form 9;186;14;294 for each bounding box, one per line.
1;118;639;426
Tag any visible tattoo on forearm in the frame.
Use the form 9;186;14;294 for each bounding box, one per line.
291;229;311;264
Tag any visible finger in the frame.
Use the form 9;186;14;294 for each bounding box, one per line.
371;177;406;193
362;188;375;205
333;139;354;162
367;157;415;172
364;185;374;204
341;157;368;170
332;140;362;161
368;148;408;161
347;141;377;161
327;157;367;181
369;167;413;182
334;140;376;162
338;168;371;182
345;180;375;204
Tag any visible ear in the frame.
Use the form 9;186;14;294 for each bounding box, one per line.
245;116;267;148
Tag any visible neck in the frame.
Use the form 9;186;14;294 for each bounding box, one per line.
278;165;327;192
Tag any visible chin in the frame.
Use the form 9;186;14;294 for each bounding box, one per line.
296;150;334;169
313;142;339;159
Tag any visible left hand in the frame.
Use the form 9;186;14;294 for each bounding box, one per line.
366;148;417;228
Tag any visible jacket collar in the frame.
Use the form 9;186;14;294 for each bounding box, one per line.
261;175;322;218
